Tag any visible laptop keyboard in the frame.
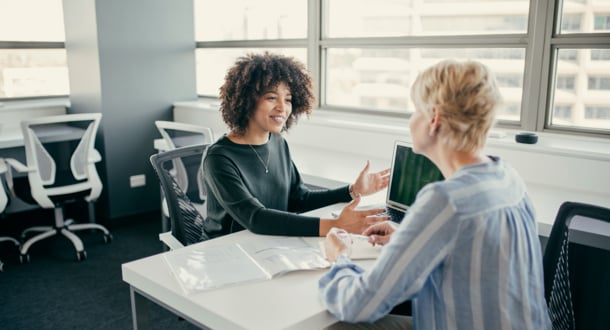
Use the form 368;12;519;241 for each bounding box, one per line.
384;207;406;223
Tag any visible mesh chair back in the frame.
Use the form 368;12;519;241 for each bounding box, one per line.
150;144;210;246
19;113;103;208
543;201;610;330
155;121;214;197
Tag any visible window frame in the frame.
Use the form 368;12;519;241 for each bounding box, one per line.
194;0;610;138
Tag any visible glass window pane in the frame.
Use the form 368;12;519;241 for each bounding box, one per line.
0;0;65;41
195;0;307;41
325;48;525;122
0;49;68;98
195;48;307;96
550;49;610;131
559;0;610;34
326;0;529;38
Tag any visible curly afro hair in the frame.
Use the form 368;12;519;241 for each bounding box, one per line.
219;52;315;136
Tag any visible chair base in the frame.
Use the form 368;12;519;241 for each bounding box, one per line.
19;205;112;262
0;236;20;271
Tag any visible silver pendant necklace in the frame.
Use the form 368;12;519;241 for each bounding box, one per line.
249;144;270;173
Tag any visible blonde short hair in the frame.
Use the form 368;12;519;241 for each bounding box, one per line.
410;59;502;152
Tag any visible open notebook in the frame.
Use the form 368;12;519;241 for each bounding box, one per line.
383;140;444;222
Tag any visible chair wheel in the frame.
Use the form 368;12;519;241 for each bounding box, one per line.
20;254;30;264
76;250;87;262
103;233;113;243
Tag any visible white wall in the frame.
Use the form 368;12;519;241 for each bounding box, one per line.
174;101;610;236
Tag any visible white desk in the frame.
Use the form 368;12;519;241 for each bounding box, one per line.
0;124;85;149
122;204;370;330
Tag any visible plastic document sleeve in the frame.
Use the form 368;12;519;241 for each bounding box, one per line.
163;236;330;295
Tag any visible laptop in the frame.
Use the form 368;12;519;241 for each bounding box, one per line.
330;140;443;222
382;140;444;222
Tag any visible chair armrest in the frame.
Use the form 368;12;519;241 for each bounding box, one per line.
3;158;32;173
2;158;33;196
159;231;184;250
89;149;102;163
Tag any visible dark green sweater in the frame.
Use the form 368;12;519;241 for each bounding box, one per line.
202;133;350;238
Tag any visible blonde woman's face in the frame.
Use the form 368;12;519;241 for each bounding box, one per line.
408;107;430;154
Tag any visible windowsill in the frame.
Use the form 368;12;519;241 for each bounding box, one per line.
0;97;70;111
311;110;610;161
176;98;610;162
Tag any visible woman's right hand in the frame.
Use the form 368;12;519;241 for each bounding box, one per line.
333;198;388;234
362;221;396;246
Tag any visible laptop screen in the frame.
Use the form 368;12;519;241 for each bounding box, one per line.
386;141;444;212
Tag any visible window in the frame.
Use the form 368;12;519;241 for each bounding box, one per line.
548;0;610;133
195;0;610;136
586;106;610;120
594;14;610;31
0;0;68;99
325;47;525;119
194;0;308;96
554;105;573;120
588;76;610;90
556;76;576;91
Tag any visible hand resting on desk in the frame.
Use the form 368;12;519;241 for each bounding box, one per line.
363;221;398;246
322;227;384;262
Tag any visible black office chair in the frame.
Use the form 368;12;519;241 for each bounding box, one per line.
154;121;215;236
543;201;610;330
150;144;211;249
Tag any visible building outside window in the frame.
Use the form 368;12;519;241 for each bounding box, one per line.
0;0;68;99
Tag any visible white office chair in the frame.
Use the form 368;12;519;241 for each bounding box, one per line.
4;113;112;262
0;159;21;271
154;121;214;249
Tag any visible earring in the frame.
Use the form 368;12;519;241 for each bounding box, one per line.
428;130;435;137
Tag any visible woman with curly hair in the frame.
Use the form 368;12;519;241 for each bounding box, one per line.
201;52;390;238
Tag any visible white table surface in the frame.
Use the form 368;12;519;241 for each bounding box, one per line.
0;124;85;149
121;204;374;330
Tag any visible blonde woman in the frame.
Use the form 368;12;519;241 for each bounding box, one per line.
320;60;551;330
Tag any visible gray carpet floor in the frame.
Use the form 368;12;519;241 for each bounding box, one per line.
0;209;199;330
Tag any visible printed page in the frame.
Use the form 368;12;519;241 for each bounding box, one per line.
238;237;330;277
163;243;269;295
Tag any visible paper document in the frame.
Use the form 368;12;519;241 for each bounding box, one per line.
319;234;383;260
164;236;330;295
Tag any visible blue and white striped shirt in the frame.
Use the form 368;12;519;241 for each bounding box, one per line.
319;158;551;329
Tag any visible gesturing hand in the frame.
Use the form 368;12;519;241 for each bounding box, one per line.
351;161;390;197
335;197;389;234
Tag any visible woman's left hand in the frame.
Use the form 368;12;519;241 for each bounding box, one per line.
324;228;352;262
351;160;390;197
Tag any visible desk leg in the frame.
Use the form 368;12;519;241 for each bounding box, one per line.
130;286;150;330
